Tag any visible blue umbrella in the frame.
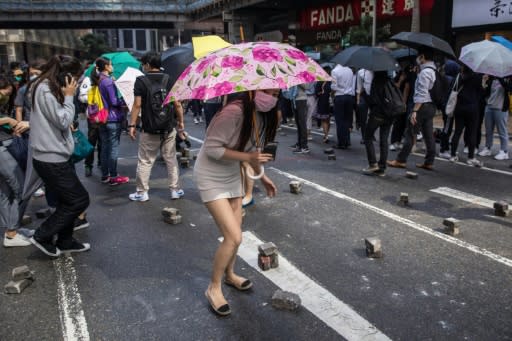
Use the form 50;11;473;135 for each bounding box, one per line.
491;36;512;51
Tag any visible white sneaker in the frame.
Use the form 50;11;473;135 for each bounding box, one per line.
171;189;185;200
449;156;459;162
199;117;203;123
129;191;149;202
494;150;509;160
4;233;31;247
463;147;469;154
467;158;483;167
389;143;397;151
416;133;423;141
193;117;199;124
439;151;451;159
478;147;492;157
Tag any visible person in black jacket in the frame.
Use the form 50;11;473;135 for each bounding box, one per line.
363;71;395;176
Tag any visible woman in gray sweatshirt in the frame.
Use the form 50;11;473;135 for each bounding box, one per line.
28;55;90;257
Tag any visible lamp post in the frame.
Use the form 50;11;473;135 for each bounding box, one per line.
371;0;377;46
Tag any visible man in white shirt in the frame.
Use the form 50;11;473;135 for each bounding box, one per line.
356;68;374;144
331;64;356;148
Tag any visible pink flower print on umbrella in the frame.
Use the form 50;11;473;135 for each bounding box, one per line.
221;56;244;69
191;85;208;99
286;50;309;62
207;81;235;99
276;77;287;89
196;56;216;73
252;46;283;63
178;65;192;80
297;71;316;83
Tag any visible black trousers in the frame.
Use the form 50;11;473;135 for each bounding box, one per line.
294;99;308;148
32;159;89;247
85;121;101;168
451;108;479;159
397;103;437;165
334;95;355;147
364;115;393;169
440;112;454;153
357;97;369;141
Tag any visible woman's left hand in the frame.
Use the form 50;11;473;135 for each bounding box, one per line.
260;175;277;198
13;121;29;135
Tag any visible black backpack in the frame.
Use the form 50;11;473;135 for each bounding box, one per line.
425;66;451;110
140;74;175;134
376;78;406;117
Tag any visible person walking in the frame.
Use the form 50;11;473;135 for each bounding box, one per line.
314;70;332;143
128;52;185;202
448;65;484;167
92;57;129;185
356;68;373;144
478;75;511;160
388;47;438;170
305;82;317;141
194;90;278;316
78;74;101;177
292;84;310;154
28;55;90;257
331;64;355;149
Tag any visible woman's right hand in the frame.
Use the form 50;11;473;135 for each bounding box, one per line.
247;150;273;169
61;76;78;97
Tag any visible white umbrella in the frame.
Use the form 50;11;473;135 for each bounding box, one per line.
114;67;144;112
459;40;512;78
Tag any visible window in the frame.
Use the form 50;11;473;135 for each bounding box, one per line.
123;30;133;49
136;30;146;51
150;30;157;51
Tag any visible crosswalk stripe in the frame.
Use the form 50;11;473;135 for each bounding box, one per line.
235;232;392;341
269;167;512;268
430;187;496;208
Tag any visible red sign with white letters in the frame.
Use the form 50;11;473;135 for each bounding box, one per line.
299;0;434;30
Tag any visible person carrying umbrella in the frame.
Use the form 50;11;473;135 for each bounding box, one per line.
388;47;438;170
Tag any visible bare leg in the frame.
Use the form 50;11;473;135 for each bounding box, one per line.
205;197;243;308
224;198;247;285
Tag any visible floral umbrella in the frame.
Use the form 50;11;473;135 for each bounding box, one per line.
164;41;331;103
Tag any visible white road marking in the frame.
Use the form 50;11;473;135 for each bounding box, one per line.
54;256;90;341
269;167;512;268
236;231;392;341
430;187;496;208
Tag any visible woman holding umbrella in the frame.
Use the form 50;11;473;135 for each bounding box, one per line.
194;90;279;315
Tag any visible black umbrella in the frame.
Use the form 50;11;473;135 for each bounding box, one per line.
390;32;455;58
161;43;195;87
390;48;418;60
331;46;398;71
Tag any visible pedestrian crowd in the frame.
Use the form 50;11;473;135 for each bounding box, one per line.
0;36;511;317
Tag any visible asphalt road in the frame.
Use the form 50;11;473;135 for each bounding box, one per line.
1;114;512;341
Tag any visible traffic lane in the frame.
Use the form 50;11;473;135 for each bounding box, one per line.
0;198;66;341
75;158;342;340
245;170;512;340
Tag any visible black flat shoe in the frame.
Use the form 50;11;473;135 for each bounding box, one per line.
224;278;253;291
205;291;231;316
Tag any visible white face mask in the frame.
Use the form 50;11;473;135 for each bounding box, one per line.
254;91;278;112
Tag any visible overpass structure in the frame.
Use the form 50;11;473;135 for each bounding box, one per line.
0;0;266;28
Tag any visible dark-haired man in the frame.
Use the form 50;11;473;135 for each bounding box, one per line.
128;52;185;202
388;47;437;170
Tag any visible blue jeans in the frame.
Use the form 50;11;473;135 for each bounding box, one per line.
99;122;122;178
484;106;509;152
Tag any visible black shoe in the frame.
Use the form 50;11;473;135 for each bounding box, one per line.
57;239;91;253
30;236;61;257
85;166;92;177
73;217;90;231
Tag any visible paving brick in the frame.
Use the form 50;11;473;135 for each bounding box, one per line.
399;193;409;205
327;154;336;160
164;215;182;225
494;201;510;217
443;217;461;228
12;265;34;281
21;215;32;226
258;242;277;256
270;253;279;268
162;207;180;218
271;290;301;311
4;278;34;294
405;171;418;179
365;237;382;258
258;254;271;271
180;158;190;168
324;148;334;154
289;181;303;194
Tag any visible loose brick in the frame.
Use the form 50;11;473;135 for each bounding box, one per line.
182;148;191;158
494;201;509;211
443;218;461;228
162;207;180;218
180;158;190;168
12;265;34;281
399;193;409;205
405;171;418;179
164;215;182;225
258;254;271;271
258;242;277;256
445;225;460;236
365;237;382;258
4;278;33;294
289;181;303;194
495;208;510;217
324;148;334;154
327;154;336;160
270;253;279;269
271;290;301;311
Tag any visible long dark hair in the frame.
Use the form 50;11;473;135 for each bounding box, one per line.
234;91;278;152
90;57;111;86
31;55;82;106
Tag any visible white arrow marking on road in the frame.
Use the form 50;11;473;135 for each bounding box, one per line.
270;167;512;269
233;232;392;341
54;256;90;341
430;187;496;208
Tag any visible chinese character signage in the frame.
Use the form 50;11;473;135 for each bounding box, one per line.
452;0;512;28
299;0;434;30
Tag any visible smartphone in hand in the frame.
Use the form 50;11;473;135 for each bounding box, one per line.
262;142;278;161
